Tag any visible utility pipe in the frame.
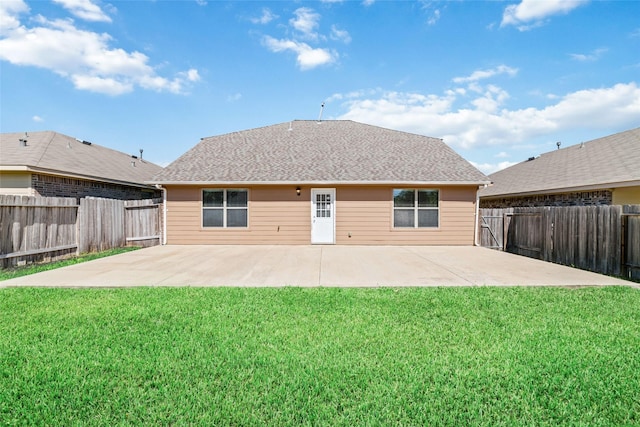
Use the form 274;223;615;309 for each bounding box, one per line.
155;184;167;245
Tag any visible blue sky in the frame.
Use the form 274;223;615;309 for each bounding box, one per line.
1;0;639;174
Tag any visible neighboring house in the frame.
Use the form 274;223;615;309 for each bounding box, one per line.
480;127;640;208
149;120;490;245
0;131;163;200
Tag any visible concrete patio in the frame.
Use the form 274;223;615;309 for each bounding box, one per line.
0;245;633;288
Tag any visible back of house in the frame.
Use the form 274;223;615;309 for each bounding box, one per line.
150;120;490;245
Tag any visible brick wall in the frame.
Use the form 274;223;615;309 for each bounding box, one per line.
480;190;613;209
32;174;160;200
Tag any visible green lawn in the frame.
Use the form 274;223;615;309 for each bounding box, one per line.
1;287;639;426
0;247;140;281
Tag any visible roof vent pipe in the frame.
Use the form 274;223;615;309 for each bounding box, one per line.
317;102;325;122
19;132;28;146
556;141;561;150
139;148;143;161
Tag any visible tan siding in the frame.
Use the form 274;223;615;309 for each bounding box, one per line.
165;185;478;245
166;185;311;244
612;186;640;205
335;186;477;245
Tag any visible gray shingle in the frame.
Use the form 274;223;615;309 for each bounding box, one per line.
1;131;162;186
151;120;489;184
480;127;640;198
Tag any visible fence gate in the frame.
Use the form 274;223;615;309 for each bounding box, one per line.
505;209;547;260
622;205;640;281
479;208;513;249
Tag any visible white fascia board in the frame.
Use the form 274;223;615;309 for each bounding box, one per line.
0;165;30;171
147;180;492;186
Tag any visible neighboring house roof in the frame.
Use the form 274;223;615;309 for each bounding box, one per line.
150;120;489;185
1;131;163;187
480;127;640;199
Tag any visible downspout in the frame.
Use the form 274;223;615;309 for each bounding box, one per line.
155;184;167;245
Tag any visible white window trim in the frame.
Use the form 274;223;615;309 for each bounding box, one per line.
202;188;249;228
393;189;440;229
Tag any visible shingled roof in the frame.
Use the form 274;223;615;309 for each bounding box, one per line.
1;131;162;187
150;120;489;185
480;127;640;198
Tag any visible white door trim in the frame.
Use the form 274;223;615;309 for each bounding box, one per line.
311;188;336;244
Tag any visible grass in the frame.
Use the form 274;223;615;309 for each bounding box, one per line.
0;247;140;281
1;286;639;426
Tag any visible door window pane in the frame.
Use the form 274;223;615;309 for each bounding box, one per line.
316;193;331;218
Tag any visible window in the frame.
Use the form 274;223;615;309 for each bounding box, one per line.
393;189;439;228
203;189;248;228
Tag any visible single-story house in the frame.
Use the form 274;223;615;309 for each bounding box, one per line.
149;120;490;245
480;127;640;208
0;131;163;200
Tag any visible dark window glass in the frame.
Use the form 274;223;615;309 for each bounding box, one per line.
418;210;438;227
418;190;438;208
227;190;248;207
393;189;415;207
203;190;223;207
203;209;223;227
394;209;415;227
227;209;248;227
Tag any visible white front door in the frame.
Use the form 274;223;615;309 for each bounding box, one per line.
311;188;335;244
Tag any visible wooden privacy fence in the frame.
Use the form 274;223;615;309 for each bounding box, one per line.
479;205;640;281
0;195;162;268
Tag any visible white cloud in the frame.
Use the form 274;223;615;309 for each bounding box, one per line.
495;151;510;158
290;7;321;40
52;0;112;23
227;93;242;102
181;68;201;82
470;161;519;175
0;7;199;95
261;7;348;70
250;8;277;25
453;65;518;84
501;0;589;31
32;115;44;122
334;82;640;149
0;0;29;36
262;36;337;70
427;9;440;26
569;48;607;62
330;25;351;44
